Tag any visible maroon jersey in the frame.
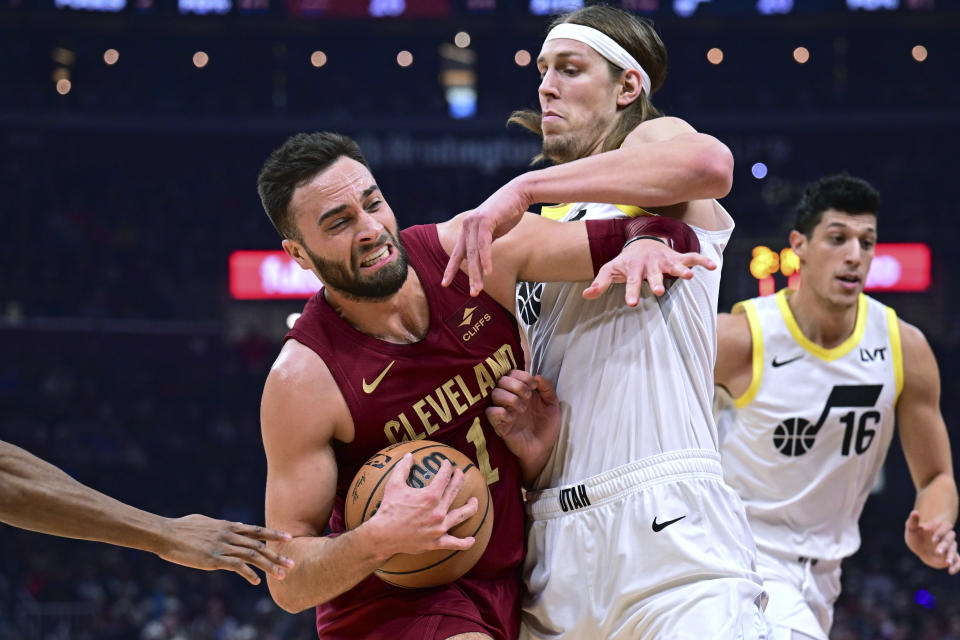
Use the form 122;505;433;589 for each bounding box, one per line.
284;224;526;640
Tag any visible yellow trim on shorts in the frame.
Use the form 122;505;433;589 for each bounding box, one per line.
539;203;654;221
886;306;904;402
614;204;654;218
540;203;574;220
775;289;867;362
731;299;763;408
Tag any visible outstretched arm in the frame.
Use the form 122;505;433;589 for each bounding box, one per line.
262;340;478;613
0;440;293;586
896;320;959;574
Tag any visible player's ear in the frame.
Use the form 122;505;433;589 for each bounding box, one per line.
282;238;313;272
616;69;643;108
788;230;807;261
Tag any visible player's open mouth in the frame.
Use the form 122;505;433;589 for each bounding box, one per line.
836;274;860;289
359;245;393;269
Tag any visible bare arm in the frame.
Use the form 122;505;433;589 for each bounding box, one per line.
437;213;713;310
714;312;755;400
262;340;478;613
0;440;293;585
512;117;733;229
896;320;960;574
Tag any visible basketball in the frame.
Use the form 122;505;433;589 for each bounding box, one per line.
344;440;493;588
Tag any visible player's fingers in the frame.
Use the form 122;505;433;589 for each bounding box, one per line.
223;543;288;579
931;521;952;544
681;253;717;271
436;464;463;508
583;263;616;299
947;543;960;574
436;533;476;551
490;387;528;415
624;264;644;307
442;235;466;287
485;406;513;434
478;218;494;276
533;375;559;405
224;557;262;586
388;453;415;490
936;529;956;555
442;496;479;532
229;523;293;543
646;269;665;297
495;372;534;398
226;533;295;570
504;368;537;387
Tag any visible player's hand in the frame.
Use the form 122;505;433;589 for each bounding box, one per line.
904;510;960;575
156;515;295;585
486;370;560;486
367;453;478;556
583;238;716;306
442;180;531;296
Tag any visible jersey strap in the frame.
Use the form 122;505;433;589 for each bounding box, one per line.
731;299;764;408
886;306;904;401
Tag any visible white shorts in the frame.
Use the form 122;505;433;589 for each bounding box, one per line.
755;547;842;640
521;450;768;640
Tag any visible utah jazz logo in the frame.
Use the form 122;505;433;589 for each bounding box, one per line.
517;281;543;325
774;385;883;456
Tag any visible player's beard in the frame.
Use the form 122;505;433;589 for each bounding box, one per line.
542;117;609;164
305;231;410;302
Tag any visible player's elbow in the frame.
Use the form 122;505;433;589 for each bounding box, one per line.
694;140;734;199
267;579;313;614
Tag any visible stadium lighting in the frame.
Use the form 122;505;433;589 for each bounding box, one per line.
104;49;119;65
310;51;327;68
56;79;72;95
397;50;413;67
793;46;810;64
193;51;209;68
514;49;532;67
454;32;471;48
707;47;723;65
912;45;927;62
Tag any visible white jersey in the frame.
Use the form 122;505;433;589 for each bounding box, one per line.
517;201;733;488
720;289;903;561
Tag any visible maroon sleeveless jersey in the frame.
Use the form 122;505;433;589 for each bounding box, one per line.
284;224;525;640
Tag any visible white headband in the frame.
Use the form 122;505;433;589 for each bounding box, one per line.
543;23;652;97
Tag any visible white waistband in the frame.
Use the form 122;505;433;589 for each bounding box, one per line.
526;449;723;520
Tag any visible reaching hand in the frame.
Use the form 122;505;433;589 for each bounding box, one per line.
367;453;479;557
583;238;717;306
442;181;530;296
157;515;295;585
486;370;561;485
904;510;960;575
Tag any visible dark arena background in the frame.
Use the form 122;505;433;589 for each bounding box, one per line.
1;0;959;638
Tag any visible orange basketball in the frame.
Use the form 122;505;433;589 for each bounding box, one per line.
344;440;493;588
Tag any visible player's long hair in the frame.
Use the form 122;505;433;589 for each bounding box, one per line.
509;5;667;163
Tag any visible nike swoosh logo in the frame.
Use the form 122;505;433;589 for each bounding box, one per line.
772;355;803;368
362;360;396;394
651;515;686;532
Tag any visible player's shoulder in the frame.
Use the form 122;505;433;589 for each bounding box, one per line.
265;340;342;412
717;311;753;352
895;315;932;359
624;116;697;144
263;340;351;444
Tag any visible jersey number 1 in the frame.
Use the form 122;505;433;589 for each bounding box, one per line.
466;418;500;485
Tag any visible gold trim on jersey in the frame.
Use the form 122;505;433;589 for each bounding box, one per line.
886;306;904;402
731;299;764;408
775;289;868;362
539;203;653;221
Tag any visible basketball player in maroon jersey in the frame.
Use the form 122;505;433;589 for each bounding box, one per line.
254;131;712;640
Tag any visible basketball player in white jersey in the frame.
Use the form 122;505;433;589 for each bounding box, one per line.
443;6;767;639
715;174;959;640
